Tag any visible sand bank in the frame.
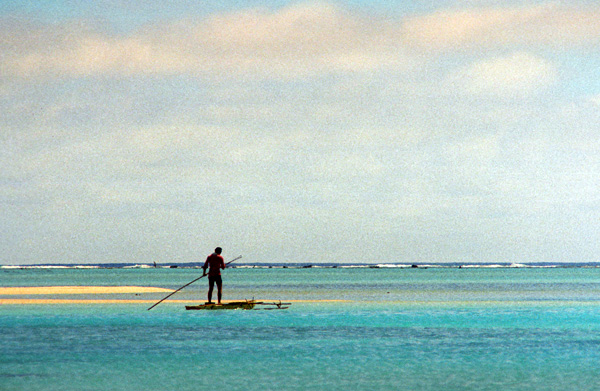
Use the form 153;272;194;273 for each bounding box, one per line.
0;299;186;304
0;298;351;305
0;286;174;295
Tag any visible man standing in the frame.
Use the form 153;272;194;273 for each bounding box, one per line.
202;247;226;304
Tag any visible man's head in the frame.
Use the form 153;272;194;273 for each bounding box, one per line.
215;247;222;254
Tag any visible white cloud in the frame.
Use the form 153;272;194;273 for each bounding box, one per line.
5;2;600;80
402;3;600;52
448;52;558;96
449;135;500;162
589;94;600;106
0;3;417;79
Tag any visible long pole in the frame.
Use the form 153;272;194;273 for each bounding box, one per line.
147;255;242;311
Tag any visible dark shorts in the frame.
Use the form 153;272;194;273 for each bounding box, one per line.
208;275;222;287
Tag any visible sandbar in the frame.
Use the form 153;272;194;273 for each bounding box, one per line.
0;297;351;305
0;286;174;295
0;299;187;304
0;287;351;305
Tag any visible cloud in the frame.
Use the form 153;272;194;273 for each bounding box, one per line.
0;3;417;79
589;94;600;106
5;2;600;80
447;52;558;96
401;3;600;52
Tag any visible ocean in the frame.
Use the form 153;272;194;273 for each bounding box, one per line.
2;264;600;390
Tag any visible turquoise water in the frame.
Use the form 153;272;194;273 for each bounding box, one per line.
2;267;600;390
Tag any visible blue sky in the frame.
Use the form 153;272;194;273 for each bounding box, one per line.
2;1;600;264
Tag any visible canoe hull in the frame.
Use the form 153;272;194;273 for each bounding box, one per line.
185;301;256;310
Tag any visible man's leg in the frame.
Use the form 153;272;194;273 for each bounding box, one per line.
216;277;223;304
207;277;214;303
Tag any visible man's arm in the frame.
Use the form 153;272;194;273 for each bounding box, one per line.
202;258;209;276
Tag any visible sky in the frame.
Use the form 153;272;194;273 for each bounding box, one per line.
2;0;600;265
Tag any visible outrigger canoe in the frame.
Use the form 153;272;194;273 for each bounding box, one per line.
185;300;290;310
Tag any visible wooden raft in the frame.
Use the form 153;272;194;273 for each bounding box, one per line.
185;300;290;310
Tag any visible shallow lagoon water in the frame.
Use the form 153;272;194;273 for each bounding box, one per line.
2;266;600;390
